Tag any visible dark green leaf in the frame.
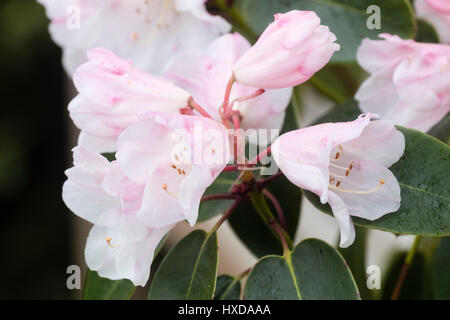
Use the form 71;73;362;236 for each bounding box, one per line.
415;19;439;43
228;175;301;257
432;237;450;299
244;238;360;299
237;0;416;63
428;113;450;145
82;270;135;300
148;230;218;300
197;171;237;222
214;275;242;300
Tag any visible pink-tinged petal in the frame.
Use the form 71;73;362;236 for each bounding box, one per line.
139;167;186;228
85;224;122;281
116;114;175;185
62;179;120;224
63;147;120;224
341;120;405;167
426;0;450;13
355;68;401;116
356;34;414;73
356;34;450;132
331;159;401;221
78;132;117;154
327;192;355;248
114;225;171;286
74;48;190;111
233;10;339;89
271;137;332;203
416;0;450;44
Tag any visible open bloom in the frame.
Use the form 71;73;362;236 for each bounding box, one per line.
233;10;340;89
271;114;405;247
415;0;450;44
69;47;191;153
116;111;230;228
165;33;292;143
62;146;172;286
355;34;450;132
37;0;230;75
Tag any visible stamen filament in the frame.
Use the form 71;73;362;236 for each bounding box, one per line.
329;179;385;195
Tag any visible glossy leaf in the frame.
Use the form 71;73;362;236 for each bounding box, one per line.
244;238;360;299
148;230;218;300
214;275;241;300
237;0;416;63
82;270;135;300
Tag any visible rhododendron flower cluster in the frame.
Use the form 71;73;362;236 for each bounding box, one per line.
38;0;231;74
355;34;450;132
55;8;410;286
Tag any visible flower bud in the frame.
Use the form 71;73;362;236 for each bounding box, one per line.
233;10;340;89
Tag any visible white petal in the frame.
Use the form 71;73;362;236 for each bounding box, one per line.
327;191;355;248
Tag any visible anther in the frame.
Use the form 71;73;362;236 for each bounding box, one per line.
162;184;178;197
105;237;120;248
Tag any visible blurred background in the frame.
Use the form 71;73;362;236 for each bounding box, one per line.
0;0;417;300
0;0;71;299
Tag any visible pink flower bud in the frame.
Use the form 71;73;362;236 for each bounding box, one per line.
232;10;340;89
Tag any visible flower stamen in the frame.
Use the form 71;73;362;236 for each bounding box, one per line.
162;184;178;197
105;237;120;248
329;179;385;195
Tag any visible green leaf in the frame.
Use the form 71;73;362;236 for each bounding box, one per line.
428;113;450;145
197;171;237;222
237;0;416;63
214;275;242;300
304;125;450;236
228;175;301;257
148;230;218;300
415;19;439;43
82;270;135;300
432;237;450;299
244;238;360;299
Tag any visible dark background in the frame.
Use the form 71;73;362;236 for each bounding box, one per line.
0;0;73;299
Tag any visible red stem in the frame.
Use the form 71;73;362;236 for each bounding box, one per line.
188;97;213;119
201;194;237;202
262;189;287;231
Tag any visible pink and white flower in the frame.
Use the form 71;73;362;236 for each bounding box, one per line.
69;48;191;153
271;114;405;247
37;0;231;75
62;146;172;286
164;33;292;142
355;34;450;132
415;0;450;44
116;111;230;228
232;10;340;89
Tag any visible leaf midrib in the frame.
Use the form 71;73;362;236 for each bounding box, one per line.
399;182;450;203
185;233;212;299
